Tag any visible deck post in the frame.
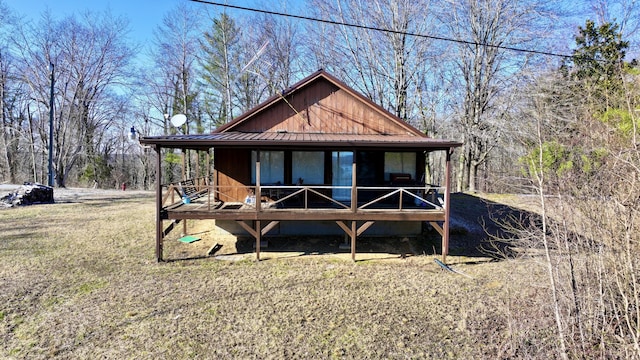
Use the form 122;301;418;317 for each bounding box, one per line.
207;151;212;211
256;150;261;212
351;220;357;261
195;150;200;181
351;154;357;212
442;148;453;263
181;149;186;179
255;220;261;261
181;149;187;236
155;145;163;262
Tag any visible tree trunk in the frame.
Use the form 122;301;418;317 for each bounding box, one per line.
456;146;467;192
469;160;478;193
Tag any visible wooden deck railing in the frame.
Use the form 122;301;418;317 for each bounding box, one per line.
161;181;445;212
259;185;351;210
161;177;210;207
356;187;443;210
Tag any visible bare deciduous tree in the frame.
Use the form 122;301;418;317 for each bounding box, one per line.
152;3;203;133
12;10;134;187
306;0;438;125
438;0;555;192
495;45;640;356
147;3;204;182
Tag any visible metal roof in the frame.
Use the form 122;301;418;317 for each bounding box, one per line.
139;131;462;151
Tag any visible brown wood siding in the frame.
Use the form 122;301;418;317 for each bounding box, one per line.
229;78;414;135
215;148;251;202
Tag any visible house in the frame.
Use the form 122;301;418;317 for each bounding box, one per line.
139;70;461;262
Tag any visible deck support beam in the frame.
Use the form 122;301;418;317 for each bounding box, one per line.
255;220;261;260
237;220;258;238
261;220;280;235
155;145;163;262
181;149;188;236
357;221;375;236
335;220;375;261
162;219;182;237
442;148;453;264
429;221;444;237
351;220;356;260
236;220;280;261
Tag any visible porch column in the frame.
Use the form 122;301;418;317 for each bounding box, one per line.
442;148;453;263
181;149;187;235
255;149;261;212
351;152;357;212
212;149;218;202
155;145;163;262
206;151;211;184
207;151;211;211
181;148;186;179
255;150;261;261
351;153;357;261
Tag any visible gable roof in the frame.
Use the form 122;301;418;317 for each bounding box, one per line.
140;70;462;151
214;69;426;137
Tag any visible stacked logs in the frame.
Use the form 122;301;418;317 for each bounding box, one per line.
1;183;54;207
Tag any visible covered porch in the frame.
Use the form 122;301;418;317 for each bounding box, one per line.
141;132;460;262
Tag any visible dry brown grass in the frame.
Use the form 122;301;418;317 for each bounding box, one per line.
0;190;558;359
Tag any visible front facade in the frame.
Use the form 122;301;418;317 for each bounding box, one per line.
140;70;461;262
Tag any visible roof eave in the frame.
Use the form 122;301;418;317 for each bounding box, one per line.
139;136;462;151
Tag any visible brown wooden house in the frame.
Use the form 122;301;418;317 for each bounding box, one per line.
140;70;461;262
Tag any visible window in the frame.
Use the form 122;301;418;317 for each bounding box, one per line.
332;151;353;201
384;152;416;181
292;151;324;184
251;151;284;184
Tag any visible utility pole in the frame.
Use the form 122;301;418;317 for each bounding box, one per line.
48;62;54;187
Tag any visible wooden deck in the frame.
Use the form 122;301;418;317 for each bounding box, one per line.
156;184;449;262
160;184;446;222
163;200;446;222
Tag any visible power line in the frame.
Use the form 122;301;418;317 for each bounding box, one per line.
188;0;573;59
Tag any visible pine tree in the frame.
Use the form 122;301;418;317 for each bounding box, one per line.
571;20;629;111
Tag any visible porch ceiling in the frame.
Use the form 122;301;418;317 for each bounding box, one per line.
139;131;462;151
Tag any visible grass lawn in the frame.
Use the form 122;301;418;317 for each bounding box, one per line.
0;191;556;359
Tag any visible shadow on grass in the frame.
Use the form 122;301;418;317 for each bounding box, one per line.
54;194;154;206
446;193;542;259
165;255;214;263
236;236;420;260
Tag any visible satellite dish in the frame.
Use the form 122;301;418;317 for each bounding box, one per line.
170;114;187;127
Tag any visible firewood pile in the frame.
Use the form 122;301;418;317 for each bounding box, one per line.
1;183;54;207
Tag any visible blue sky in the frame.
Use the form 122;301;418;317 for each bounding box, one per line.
7;1;635;61
7;0;304;45
8;0;185;44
